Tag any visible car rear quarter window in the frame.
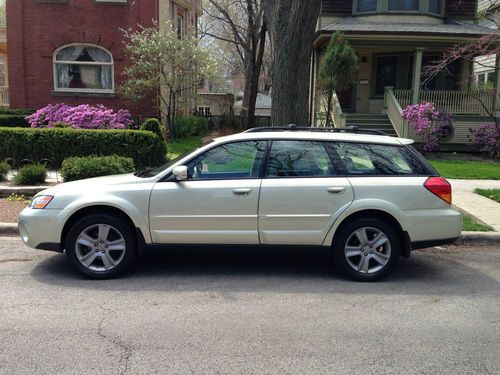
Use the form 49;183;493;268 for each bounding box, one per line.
331;142;429;176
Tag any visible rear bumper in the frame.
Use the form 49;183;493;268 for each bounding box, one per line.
411;237;460;251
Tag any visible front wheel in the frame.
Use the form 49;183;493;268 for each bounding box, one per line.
65;214;136;279
333;218;400;281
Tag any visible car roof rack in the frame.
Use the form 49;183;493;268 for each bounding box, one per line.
244;124;387;136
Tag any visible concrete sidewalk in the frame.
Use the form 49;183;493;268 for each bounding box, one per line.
450;179;500;232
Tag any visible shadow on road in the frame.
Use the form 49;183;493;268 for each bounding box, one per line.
29;244;500;297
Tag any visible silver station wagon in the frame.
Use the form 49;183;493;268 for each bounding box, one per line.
19;126;462;281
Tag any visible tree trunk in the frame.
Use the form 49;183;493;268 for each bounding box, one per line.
263;0;321;126
247;21;267;129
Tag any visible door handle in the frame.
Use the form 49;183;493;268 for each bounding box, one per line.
232;188;252;196
327;187;346;194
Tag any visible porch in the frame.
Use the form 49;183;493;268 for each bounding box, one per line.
0;86;9;107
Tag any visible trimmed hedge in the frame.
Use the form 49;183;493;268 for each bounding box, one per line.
61;155;135;182
173;116;209;138
0;108;34;116
0;161;9;181
12;164;47;186
0;128;167;168
0;115;30;128
141;118;163;139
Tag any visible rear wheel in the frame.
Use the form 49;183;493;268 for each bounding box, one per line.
333;218;399;281
65;214;136;279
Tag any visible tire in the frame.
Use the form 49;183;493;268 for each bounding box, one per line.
65;214;136;279
333;218;400;282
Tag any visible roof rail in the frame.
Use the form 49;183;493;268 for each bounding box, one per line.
244;124;387;136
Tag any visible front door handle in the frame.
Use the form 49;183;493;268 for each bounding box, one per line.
232;188;252;196
327;187;346;194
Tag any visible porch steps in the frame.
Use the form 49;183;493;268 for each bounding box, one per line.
345;114;398;137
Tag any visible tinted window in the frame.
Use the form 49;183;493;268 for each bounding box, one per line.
186;141;266;180
333;142;428;176
266;140;336;177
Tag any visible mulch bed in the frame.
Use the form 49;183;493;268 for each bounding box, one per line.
0;199;28;223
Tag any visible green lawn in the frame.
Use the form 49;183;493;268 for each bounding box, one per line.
166;136;203;161
429;160;500;180
462;214;493;232
474;188;500;204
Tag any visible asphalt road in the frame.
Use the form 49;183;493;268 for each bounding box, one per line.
0;237;499;375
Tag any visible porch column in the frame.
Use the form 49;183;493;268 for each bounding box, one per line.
494;54;500;120
412;48;425;104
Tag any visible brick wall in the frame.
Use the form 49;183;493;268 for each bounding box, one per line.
6;0;157;115
445;0;478;18
321;0;353;15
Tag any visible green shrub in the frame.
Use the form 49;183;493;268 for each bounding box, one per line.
61;155;135;182
12;164;47;186
219;113;241;131
53;122;71;128
0;115;30;128
141;118;163;139
0;128;167;168
0;161;10;181
0;108;35;116
173;116;209;138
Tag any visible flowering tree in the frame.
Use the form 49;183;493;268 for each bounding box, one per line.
26;104;133;129
402;102;453;152
469;124;500;157
120;21;217;138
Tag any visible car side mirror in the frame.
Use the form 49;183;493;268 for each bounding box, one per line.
172;165;188;181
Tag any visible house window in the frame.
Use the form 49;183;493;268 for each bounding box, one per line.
388;0;419;11
428;0;441;14
198;107;211;116
374;56;398;96
0;56;5;87
177;15;183;39
357;0;377;12
54;44;114;93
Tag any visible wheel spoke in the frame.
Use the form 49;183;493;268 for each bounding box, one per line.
101;252;116;270
77;233;96;248
371;233;388;249
107;239;126;252
98;225;111;242
357;256;370;273
355;228;369;245
345;247;361;258
372;251;389;265
80;251;98;267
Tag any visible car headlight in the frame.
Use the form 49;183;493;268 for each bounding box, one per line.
29;195;54;209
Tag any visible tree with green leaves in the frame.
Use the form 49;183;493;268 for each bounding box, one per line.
318;31;358;126
120;21;217;138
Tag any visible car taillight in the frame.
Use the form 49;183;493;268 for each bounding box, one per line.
424;177;452;204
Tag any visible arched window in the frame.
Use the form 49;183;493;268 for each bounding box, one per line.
53;44;114;93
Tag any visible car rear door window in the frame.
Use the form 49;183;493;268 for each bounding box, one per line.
265;140;337;177
332;142;428;175
186;141;267;180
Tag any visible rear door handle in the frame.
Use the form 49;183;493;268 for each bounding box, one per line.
232;188;252;196
327;187;346;194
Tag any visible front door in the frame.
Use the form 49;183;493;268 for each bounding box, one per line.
149;140;267;244
258;140;354;245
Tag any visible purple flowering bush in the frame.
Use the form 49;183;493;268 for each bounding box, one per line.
26;104;133;129
469;124;500;157
402;102;453;152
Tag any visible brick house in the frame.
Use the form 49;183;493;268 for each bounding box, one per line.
6;0;202;116
312;0;500;146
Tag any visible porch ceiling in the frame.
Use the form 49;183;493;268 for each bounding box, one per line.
314;17;499;48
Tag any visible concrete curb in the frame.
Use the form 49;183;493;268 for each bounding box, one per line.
0;223;18;236
0;186;50;198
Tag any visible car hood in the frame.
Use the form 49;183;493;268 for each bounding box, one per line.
39;173;153;196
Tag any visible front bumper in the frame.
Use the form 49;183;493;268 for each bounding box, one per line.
18;207;64;251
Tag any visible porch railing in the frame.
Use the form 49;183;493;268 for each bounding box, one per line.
0;86;9;107
394;89;494;116
331;91;346;128
384;87;408;138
